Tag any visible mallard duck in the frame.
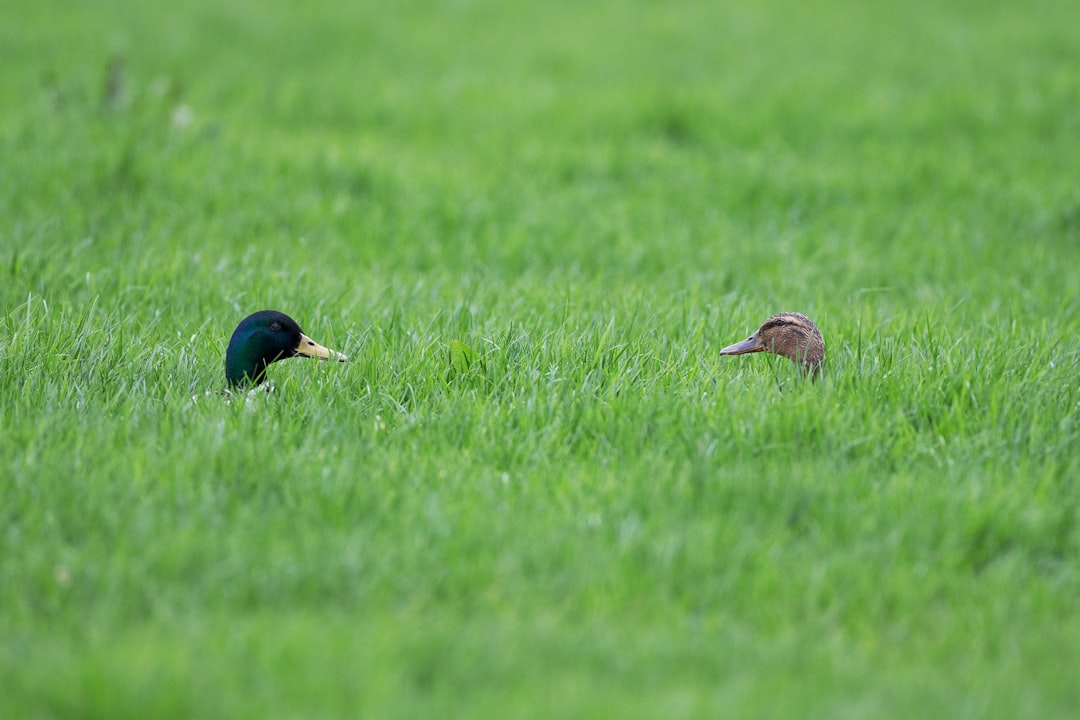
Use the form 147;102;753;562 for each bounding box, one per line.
720;312;824;378
226;310;347;387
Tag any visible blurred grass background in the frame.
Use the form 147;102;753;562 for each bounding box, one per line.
2;0;1079;717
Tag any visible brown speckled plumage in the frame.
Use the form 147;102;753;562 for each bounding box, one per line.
720;312;824;378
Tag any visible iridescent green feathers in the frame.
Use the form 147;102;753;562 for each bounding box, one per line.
225;310;346;387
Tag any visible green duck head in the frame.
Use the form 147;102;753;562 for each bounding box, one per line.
225;310;346;387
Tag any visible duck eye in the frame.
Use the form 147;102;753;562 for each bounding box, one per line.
270;322;282;331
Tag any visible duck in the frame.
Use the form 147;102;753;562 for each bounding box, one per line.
720;312;824;378
225;310;347;387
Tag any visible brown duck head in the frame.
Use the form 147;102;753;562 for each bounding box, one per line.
720;312;824;378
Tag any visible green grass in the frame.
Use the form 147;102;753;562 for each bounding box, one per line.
2;0;1079;717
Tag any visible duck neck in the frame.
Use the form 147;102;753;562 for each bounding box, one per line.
225;351;269;387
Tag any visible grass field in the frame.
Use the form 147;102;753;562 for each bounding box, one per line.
2;0;1079;717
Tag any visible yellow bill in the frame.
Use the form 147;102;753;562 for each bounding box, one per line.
294;333;348;362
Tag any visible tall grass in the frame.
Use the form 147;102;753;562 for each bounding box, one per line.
2;0;1079;717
